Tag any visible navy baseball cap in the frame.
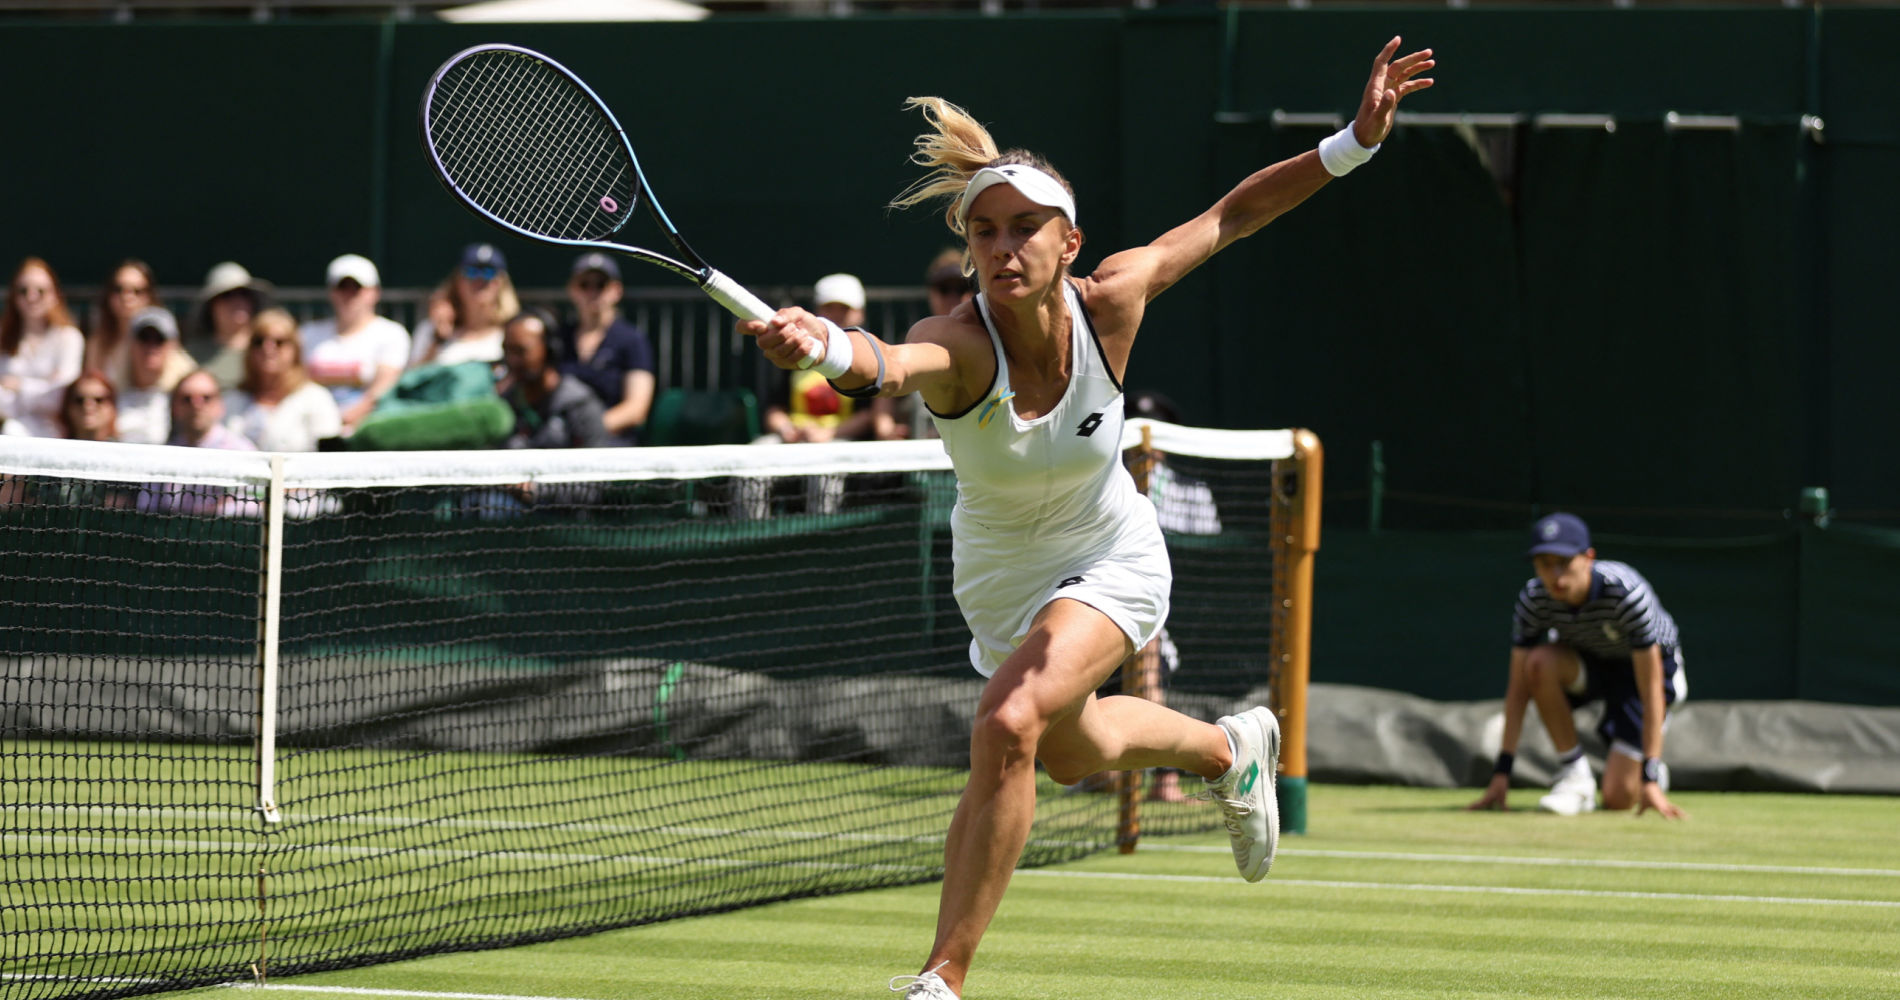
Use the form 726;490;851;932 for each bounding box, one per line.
459;242;508;273
570;251;621;282
1528;512;1591;558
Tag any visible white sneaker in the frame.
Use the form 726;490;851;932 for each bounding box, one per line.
889;963;958;999
1194;707;1280;882
1537;757;1597;816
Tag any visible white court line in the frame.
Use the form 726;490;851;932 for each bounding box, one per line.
1015;868;1900;908
1145;844;1900;879
31;806;1900;879
15;828;1898;881
226;985;596;1000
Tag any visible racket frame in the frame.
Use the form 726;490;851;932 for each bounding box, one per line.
419;43;776;324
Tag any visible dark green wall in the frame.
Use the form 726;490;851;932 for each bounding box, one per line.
1316;523;1898;706
5;8;1887;521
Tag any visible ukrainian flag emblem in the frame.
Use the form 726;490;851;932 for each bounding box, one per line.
977;389;1015;429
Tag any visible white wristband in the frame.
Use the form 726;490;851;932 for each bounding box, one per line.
811;317;854;379
1317;125;1380;177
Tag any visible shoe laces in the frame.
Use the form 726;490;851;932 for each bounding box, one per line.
890;961;955;999
1188;784;1253;838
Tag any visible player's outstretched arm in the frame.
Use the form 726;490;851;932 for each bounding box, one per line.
1089;36;1435;308
738;308;967;402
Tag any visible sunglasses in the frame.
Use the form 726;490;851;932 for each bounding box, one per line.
134;329;169;345
248;336;294;350
931;279;970;296
461;265;499;281
573;277;607;293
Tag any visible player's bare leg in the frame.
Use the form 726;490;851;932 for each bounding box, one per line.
916;601;1144;998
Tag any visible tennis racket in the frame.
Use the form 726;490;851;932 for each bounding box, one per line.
420;43;819;365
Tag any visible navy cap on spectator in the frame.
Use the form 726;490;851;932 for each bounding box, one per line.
571;251;620;282
459;243;508;273
1527;512;1592;558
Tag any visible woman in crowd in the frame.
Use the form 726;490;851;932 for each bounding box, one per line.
222;308;342;451
0;257;87;437
57;369;119;442
408;243;517;369
555;252;655;444
92;259;194;394
84;259;151;372
187;261;272;388
302;253;412;432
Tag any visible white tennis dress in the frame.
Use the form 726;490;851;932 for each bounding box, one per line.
928;281;1171;677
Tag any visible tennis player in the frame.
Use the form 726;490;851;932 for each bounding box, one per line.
743;37;1434;1000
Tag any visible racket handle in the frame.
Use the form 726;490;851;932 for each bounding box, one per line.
703;269;824;370
702;269;774;323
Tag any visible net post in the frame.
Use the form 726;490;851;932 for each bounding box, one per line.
1271;429;1322;835
1115;424;1160;853
254;455;285;825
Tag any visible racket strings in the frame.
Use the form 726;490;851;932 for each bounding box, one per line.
428;50;637;242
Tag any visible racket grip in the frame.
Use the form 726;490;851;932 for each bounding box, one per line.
704;269;824;370
702;269;775;323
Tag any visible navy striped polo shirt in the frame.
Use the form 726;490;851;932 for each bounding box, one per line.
1511;559;1680;660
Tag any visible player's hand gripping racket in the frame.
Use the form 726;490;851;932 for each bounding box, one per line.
420;43;821;367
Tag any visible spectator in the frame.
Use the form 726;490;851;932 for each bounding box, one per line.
759;273;892;444
553;252;656;444
924;247;973;317
409;243;516;369
498;307;614;449
223;309;342;452
0;257;86;437
186;261;272;388
117;307;182;445
84;259;164;380
746;274;902;516
57;370;119;442
144;369;257;517
167;370;253;450
301;253;412;432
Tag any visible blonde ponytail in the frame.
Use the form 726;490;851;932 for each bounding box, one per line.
889;97;1001;235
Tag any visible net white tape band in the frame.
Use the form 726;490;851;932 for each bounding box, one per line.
0;422;1292;489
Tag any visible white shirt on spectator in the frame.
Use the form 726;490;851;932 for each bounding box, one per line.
302;315;412;409
117;386;171;445
222;382;343;452
0;324;84;437
408;320;503;369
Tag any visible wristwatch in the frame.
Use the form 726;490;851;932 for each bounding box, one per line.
1642;757;1663;785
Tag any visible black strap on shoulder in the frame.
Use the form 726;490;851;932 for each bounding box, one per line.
829;327;883;399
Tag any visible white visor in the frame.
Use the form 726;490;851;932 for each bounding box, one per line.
954;165;1077;230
